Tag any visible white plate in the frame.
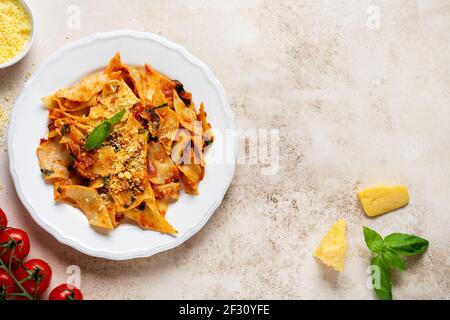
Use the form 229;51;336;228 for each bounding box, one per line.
8;30;236;260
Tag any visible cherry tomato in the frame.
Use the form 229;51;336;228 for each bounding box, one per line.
0;208;7;230
14;259;52;298
49;283;83;300
0;228;30;266
0;208;8;232
0;268;17;299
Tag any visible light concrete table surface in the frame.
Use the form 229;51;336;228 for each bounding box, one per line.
0;0;449;299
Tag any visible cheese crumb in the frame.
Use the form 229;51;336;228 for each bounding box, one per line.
123;171;132;179
0;105;10;138
0;0;32;64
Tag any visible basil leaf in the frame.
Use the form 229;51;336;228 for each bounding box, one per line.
146;103;168;115
103;175;111;186
384;233;429;256
40;168;55;176
108;109;126;125
61;124;71;135
363;226;384;253
152;103;168;110
381;248;406;271
149;111;160;135
371;256;392;300
84;110;126;151
85;122;111;151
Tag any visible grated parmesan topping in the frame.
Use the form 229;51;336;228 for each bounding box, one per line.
0;104;9;138
0;0;32;64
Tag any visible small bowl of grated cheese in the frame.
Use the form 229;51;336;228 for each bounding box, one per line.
0;0;35;69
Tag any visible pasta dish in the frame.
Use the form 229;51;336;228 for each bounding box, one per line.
36;53;213;235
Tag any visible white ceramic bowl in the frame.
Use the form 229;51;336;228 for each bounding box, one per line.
8;30;236;260
0;0;35;69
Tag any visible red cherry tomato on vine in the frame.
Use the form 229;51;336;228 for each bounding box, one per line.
0;268;17;299
14;259;52;298
0;208;7;230
0;228;30;266
49;283;83;300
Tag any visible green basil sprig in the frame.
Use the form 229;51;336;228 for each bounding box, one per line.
363;226;429;300
85;110;125;151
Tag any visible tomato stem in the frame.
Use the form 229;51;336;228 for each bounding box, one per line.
8;242;15;271
0;257;34;300
0;246;8;255
4;292;27;297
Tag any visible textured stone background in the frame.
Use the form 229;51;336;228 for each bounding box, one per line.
0;0;449;299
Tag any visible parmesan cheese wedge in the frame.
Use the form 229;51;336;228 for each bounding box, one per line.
357;185;409;217
314;219;347;272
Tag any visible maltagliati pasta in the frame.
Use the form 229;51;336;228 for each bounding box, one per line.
37;53;214;235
